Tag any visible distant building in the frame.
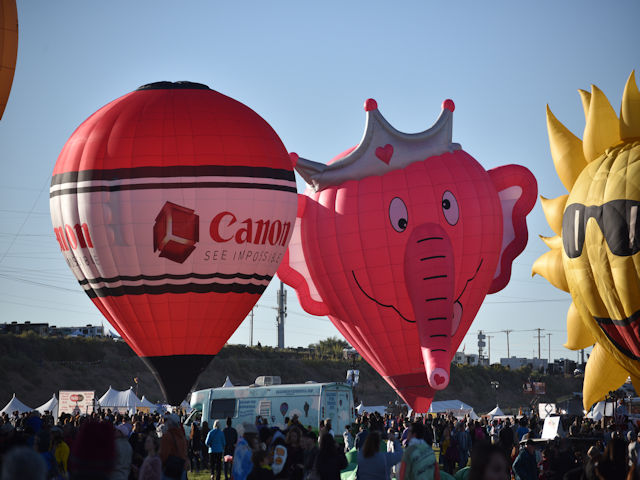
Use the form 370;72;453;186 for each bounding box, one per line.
548;358;577;375
0;321;49;336
0;322;104;338
500;356;548;371
454;352;488;366
49;324;104;337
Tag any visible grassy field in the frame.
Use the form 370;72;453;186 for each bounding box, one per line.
189;472;212;480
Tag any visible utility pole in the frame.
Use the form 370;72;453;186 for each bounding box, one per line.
580;348;585;366
502;330;513;358
276;282;287;349
249;309;254;347
547;333;552;362
534;328;545;359
487;335;494;365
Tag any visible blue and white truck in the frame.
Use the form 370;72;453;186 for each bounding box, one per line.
186;377;355;436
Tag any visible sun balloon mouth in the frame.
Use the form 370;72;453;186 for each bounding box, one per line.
594;308;640;361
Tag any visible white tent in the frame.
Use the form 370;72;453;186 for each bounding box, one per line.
587;401;614;421
222;376;234;388
356;403;387;415
1;394;32;414
429;400;479;420
487;405;505;417
139;396;161;412
98;387;142;412
36;394;58;418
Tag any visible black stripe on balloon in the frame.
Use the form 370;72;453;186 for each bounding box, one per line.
84;282;266;298
594;309;640;327
596;324;640;361
50;165;294;186
49;181;297;198
78;272;273;286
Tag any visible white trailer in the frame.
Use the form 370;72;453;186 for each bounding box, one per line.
186;379;355;436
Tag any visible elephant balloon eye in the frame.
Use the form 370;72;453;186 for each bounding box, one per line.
389;197;408;232
442;191;459;225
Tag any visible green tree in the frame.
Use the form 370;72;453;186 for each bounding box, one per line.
308;337;349;359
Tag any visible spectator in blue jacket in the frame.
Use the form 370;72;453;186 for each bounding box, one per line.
206;420;226;480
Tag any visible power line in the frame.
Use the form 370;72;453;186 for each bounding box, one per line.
0;176;51;266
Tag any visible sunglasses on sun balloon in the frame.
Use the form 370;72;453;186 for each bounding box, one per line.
562;200;640;258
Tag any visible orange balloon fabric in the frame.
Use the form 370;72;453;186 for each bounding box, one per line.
0;0;17;120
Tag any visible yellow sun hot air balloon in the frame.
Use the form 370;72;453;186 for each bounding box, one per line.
0;0;17;120
534;71;640;409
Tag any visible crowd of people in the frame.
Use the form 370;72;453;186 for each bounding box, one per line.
0;406;639;480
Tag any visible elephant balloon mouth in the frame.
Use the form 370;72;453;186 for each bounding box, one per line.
595;308;640;360
351;259;483;326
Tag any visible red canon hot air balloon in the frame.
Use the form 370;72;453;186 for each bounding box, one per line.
50;81;298;404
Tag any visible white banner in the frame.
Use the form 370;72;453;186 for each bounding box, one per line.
58;390;95;415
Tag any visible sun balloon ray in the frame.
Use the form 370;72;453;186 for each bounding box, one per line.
533;71;640;409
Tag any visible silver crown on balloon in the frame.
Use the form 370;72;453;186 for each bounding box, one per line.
291;98;461;192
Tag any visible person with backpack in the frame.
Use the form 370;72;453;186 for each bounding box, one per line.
399;422;439;480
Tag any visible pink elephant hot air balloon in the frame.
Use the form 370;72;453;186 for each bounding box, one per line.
278;98;537;412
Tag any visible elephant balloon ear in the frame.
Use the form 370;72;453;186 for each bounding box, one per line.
277;195;330;316
487;165;538;294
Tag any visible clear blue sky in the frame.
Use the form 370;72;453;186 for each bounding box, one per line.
0;0;637;362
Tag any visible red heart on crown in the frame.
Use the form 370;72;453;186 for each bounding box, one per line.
375;144;393;164
433;374;446;386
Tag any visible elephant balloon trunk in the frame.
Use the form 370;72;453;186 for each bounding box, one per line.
404;223;455;390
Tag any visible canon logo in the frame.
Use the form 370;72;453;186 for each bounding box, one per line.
210;211;291;247
54;223;94;251
54;203;293;266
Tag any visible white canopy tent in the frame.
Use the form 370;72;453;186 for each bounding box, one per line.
139;396;161;412
356;403;387;415
36;394;58;418
222;376;234;388
98;387;142;413
487;405;505;418
1;394;32;414
586;401;614;421
428;400;479;420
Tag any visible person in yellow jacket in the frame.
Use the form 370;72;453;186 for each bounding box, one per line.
52;426;70;475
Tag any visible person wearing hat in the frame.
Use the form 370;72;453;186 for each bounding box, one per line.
233;423;259;480
512;439;537;480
